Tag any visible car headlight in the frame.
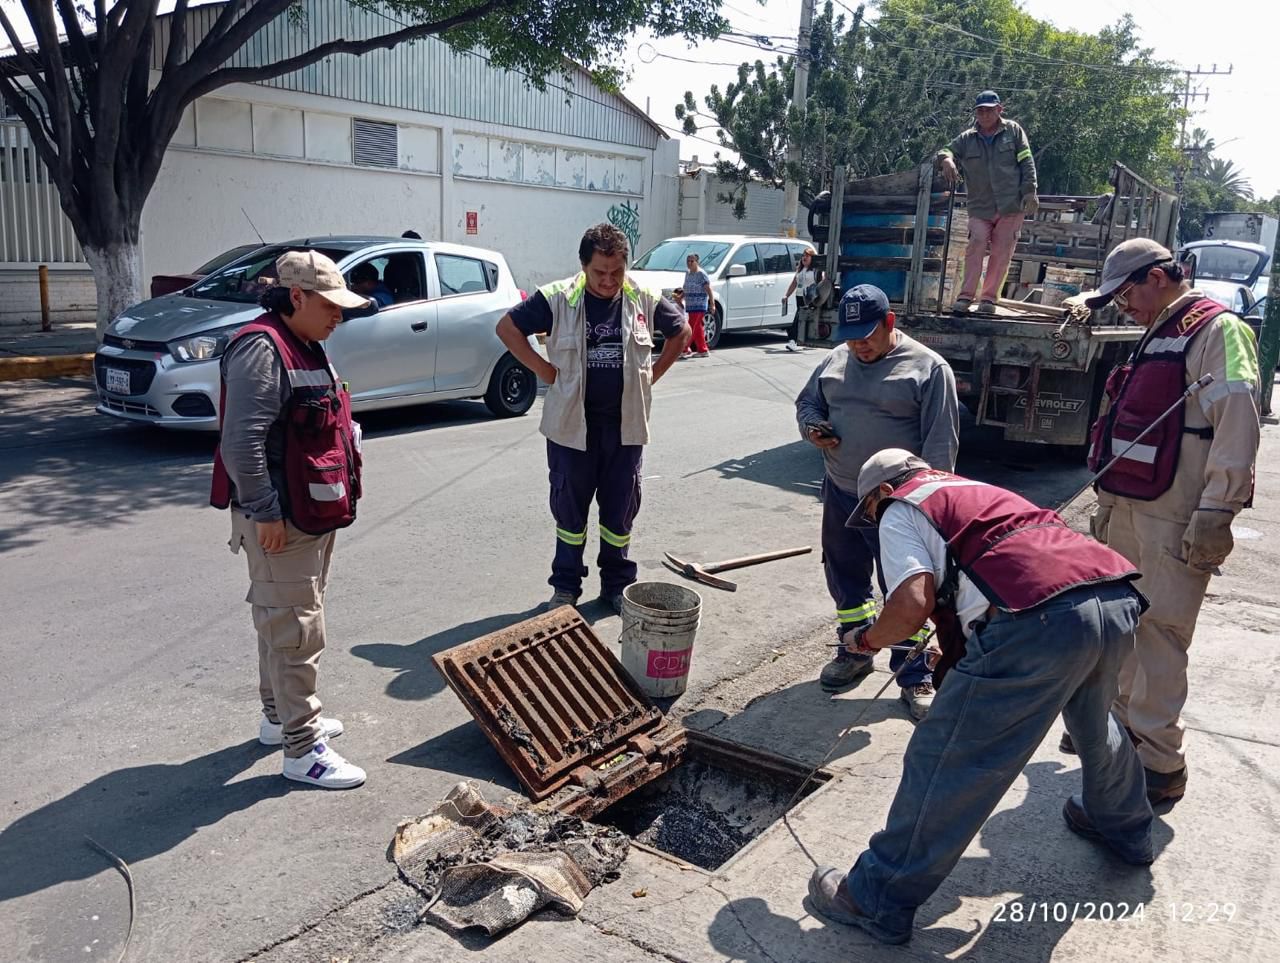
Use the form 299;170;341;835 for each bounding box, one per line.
169;332;230;363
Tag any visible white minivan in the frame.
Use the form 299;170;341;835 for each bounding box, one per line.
629;235;814;348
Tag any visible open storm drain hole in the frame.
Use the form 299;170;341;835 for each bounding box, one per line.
590;745;830;871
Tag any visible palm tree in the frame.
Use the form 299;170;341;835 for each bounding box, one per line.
1202;157;1255;200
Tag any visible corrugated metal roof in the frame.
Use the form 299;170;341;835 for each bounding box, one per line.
152;2;662;150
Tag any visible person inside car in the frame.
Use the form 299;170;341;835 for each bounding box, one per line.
350;263;394;307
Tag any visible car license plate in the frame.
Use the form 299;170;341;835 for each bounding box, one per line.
105;367;130;394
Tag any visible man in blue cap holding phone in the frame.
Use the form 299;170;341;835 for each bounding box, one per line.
795;285;959;717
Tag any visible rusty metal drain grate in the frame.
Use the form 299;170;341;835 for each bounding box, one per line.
433;605;664;799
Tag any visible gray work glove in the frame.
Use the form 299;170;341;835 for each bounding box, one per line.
1181;509;1235;573
1021;194;1040;216
1089;505;1112;543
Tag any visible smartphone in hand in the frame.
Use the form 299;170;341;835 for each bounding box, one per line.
808;421;839;440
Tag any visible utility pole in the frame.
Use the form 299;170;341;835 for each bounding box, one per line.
1260;223;1280;415
781;0;816;238
1174;64;1232;195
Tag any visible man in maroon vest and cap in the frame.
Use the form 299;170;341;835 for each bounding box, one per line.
1068;238;1260;806
211;250;370;790
808;449;1153;945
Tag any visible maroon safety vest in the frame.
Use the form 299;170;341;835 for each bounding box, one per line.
884;470;1142;681
1086;298;1225;500
210;313;363;535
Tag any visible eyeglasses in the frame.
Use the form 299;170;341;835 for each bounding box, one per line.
1112;280;1137;310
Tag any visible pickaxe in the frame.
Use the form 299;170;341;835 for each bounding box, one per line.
663;546;812;592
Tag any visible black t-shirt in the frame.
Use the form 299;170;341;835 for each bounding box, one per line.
509;287;685;423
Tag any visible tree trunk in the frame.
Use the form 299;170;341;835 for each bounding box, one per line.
82;241;145;341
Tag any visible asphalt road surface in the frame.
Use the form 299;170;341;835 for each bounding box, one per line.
0;332;1091;962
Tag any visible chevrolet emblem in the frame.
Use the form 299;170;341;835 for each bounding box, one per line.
121;339;135;350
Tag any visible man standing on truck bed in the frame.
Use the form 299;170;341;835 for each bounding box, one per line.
937;90;1038;313
1071;237;1260;806
795;285;959;719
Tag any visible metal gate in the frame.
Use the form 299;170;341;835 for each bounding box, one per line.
0;120;84;265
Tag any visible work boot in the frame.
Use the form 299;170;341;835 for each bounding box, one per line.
899;682;935;720
282;742;366;790
977;298;998;313
808;866;910;944
1059;725;1140;755
1144;766;1188;805
1061;795;1154;865
601;592;625;615
259;714;344;747
951;296;973;313
820;645;874;691
543;589;580;612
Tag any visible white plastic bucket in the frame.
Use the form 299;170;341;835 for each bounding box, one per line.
619;581;702;698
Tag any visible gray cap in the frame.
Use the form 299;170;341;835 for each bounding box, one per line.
851;448;931;522
975;90;1001;107
1080;237;1175;308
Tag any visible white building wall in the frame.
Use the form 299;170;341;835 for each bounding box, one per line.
139;83;670;295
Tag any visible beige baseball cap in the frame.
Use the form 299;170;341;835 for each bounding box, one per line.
850;448;931;522
1080;237;1175;308
267;250;371;309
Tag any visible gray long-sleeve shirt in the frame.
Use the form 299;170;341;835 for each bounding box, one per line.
219;333;290;522
795;333;959;494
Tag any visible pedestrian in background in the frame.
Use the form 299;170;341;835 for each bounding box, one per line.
682;252;715;358
210;250;369;790
937;90;1038;313
496;224;690;613
783;247;822;352
795;285;959;719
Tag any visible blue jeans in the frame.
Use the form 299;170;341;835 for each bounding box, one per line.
846;582;1152;939
822;476;932;687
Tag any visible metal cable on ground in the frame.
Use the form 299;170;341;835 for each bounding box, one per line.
779;630;937;866
84;836;135;963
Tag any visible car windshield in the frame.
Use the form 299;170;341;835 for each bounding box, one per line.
194;244;265;276
188;245;352;303
1193;246;1266;282
633;240;732;273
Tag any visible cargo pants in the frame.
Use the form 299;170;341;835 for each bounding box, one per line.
822;476;932;688
960;214;1023;303
1102;500;1211;775
230;511;333;758
547;422;644;597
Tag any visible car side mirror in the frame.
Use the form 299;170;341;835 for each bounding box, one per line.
727;264;748;278
342;301;380;322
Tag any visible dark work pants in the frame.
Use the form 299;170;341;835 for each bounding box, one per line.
822;475;932;688
547;422;643;596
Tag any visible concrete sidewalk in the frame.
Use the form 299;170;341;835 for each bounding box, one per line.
0;321;96;380
249;414;1280;962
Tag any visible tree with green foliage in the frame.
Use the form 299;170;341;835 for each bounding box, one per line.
0;0;725;333
677;0;1179;217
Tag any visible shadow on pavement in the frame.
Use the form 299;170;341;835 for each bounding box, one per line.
351;607;543;701
0;740;285;902
707;759;1168;961
691;439;824;499
386;719;521;794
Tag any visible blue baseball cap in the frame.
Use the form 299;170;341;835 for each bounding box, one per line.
835;285;890;340
975;90;1001;108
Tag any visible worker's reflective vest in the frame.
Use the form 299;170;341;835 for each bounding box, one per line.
210;313;363;534
1086;298;1226;500
882;471;1141;680
539;273;662;451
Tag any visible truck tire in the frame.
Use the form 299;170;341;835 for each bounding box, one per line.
484;353;536;418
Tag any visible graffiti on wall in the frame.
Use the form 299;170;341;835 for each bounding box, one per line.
607;200;641;254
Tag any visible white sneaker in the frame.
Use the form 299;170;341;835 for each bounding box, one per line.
259;714;344;746
785;340;800;352
282;742;366;789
